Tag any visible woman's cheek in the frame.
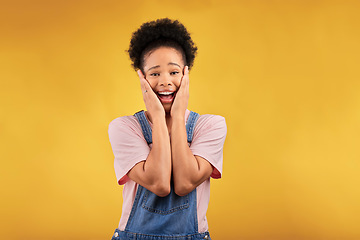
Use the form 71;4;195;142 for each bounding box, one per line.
146;78;157;89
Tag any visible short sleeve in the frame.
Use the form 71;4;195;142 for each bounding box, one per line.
190;115;227;179
108;116;150;185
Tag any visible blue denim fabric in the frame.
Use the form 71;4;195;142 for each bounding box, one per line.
134;110;199;144
111;110;211;240
185;111;199;143
134;110;153;144
111;227;211;240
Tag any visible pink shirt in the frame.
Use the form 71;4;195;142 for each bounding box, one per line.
108;109;227;232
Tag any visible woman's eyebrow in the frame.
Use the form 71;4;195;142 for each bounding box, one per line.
147;65;160;71
168;62;180;68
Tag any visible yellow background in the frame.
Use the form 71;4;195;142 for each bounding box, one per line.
1;0;360;239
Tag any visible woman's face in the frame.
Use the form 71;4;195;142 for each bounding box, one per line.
142;47;185;113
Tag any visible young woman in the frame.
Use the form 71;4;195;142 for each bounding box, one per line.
108;18;227;240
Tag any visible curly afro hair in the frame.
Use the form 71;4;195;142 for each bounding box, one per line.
127;18;198;72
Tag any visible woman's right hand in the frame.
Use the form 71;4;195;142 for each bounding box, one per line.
137;70;165;120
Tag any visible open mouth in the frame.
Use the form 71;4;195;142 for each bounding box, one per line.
157;91;176;103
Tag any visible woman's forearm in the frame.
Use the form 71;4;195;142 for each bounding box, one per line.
146;116;172;184
171;116;210;196
128;115;171;196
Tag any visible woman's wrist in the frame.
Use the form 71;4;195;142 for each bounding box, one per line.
171;114;185;125
151;113;166;124
171;108;186;118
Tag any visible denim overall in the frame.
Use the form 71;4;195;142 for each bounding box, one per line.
111;110;211;240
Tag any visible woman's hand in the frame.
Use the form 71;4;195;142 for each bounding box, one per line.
171;66;189;118
138;70;165;119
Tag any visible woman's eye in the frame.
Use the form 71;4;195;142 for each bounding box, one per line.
150;73;160;77
170;71;179;75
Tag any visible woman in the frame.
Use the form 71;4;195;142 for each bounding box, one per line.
108;18;227;240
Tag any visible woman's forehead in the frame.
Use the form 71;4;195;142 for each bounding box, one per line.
144;47;184;71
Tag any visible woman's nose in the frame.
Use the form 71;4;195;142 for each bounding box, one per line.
158;75;173;86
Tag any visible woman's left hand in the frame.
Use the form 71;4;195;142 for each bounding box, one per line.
171;66;189;118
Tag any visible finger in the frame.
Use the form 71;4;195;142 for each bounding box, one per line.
137;70;151;94
138;72;157;100
185;66;189;86
138;70;152;88
182;66;189;89
183;66;189;81
137;70;145;89
183;65;188;75
137;69;145;79
178;66;187;89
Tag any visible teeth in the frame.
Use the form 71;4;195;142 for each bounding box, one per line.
158;92;173;95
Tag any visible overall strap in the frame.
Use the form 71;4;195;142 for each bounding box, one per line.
134;110;200;144
185;111;200;143
134;110;153;144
